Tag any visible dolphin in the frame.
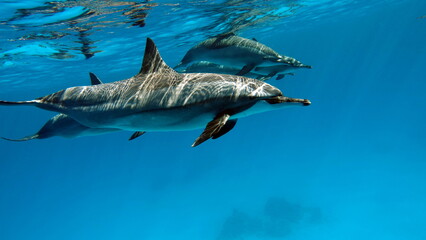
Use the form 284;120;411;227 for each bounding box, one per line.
174;33;311;78
1;73;145;142
180;61;299;81
0;38;311;147
178;61;270;80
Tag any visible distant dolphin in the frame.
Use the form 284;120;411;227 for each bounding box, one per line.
1;73;145;141
180;61;298;81
0;38;311;147
175;33;311;78
178;61;269;80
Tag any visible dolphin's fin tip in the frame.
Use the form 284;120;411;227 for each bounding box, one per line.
276;74;285;80
128;131;146;141
89;72;103;85
139;38;177;75
192;113;231;147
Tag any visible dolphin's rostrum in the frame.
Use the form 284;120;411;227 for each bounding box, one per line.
0;38;310;147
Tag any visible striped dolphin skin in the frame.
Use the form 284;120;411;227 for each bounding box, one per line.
0;38;310;147
175;33;311;78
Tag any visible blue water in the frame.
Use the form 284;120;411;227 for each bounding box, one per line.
1;1;426;239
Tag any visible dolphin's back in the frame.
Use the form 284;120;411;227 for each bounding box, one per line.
37;72;281;115
181;35;280;64
202;35;278;56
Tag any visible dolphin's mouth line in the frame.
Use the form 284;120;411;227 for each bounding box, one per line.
265;96;311;106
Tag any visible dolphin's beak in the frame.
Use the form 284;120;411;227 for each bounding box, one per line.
266;96;311;106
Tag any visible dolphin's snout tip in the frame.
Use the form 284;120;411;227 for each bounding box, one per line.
297;63;312;69
288;97;311;106
303;99;311;106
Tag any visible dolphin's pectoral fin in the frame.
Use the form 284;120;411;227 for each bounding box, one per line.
211;119;237;139
89;72;103;85
265;71;278;79
276;74;285;80
128;131;146;141
236;64;256;76
192;113;231;147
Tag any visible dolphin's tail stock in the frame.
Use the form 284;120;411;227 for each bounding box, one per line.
0;100;39;106
1;134;39;142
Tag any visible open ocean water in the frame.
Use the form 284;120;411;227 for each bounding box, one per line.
0;0;425;239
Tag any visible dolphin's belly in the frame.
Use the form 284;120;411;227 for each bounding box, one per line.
69;100;259;132
103;108;216;131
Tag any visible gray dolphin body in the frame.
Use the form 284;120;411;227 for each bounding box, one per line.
180;61;299;81
175;33;311;78
179;61;267;80
1;113;122;141
1;73;145;141
0;38;310;147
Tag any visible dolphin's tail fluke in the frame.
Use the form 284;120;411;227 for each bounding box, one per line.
1;134;39;142
0;100;39;106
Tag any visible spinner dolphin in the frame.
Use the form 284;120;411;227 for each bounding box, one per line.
0;38;311;147
175;33;311;78
180;61;299;81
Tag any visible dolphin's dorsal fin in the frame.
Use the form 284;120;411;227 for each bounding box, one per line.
216;32;235;40
211;32;236;48
89;72;103;85
139;38;177;75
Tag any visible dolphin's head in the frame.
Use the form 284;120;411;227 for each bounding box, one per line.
232;89;311;118
239;79;310;109
244;80;283;99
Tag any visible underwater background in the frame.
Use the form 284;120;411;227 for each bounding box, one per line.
0;0;425;239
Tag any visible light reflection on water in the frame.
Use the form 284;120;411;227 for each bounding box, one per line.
0;0;406;91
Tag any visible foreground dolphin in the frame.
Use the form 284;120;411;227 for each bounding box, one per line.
0;38;311;147
175;33;311;78
1;73;145;141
